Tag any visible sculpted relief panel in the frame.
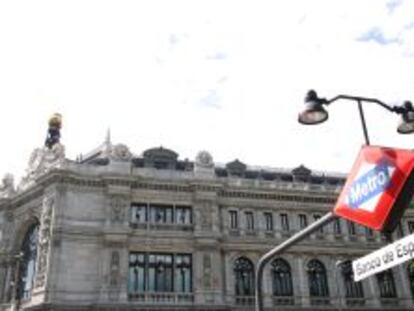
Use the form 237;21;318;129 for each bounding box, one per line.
109;196;128;223
35;195;55;289
108;250;121;301
19;144;66;191
0;174;15;199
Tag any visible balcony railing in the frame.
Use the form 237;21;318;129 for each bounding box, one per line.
272;295;295;305
129;222;194;231
129;292;194;304
234;295;255;306
380;297;400;306
345;297;366;306
310;296;331;306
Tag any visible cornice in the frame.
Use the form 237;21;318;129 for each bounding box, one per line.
6;169;340;210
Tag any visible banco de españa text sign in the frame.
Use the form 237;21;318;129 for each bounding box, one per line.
334;145;414;232
353;233;414;281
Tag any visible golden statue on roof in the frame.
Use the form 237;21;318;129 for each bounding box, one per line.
45;113;62;149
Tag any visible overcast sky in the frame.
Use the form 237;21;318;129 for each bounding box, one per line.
1;0;414;182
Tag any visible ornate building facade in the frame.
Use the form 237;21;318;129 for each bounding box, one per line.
1;137;414;310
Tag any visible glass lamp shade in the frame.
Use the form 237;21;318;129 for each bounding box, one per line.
298;101;328;125
397;111;414;134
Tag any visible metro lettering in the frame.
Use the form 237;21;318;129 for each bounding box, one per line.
346;162;393;208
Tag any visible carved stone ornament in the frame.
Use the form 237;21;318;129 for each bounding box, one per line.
203;253;212;289
35;195;55;288
19;143;66;191
110;196;127;223
195;151;214;169
109;144;132;161
109;251;120;287
108;250;121;301
200;202;213;230
0;173;15;199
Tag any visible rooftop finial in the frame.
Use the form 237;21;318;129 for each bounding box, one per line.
105;127;111;145
103;127;112;156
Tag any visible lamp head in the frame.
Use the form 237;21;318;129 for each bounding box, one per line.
298;90;329;125
397;101;414;134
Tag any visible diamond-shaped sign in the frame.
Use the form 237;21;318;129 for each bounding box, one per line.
334;145;414;232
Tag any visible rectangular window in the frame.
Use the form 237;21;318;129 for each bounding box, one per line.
150;204;173;224
129;252;192;295
333;218;342;235
130;203;193;226
396;222;404;238
175;205;192;225
280;214;289;232
128;253;146;292
245;212;254;230
299;214;307;229
130;203;147;225
408;221;414;234
175;254;192;292
314;215;323;233
347;221;356;236
229;211;238;229
264;213;273;231
365;227;374;239
148;254;173;292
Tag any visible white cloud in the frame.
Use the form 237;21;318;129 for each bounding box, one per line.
1;0;414;183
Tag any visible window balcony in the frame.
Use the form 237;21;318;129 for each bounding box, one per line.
234;295;255;306
310;297;331;306
272;295;295;305
345;297;366;306
380;297;400;307
128;292;194;304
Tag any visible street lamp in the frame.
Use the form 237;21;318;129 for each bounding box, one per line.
298;90;414;144
255;90;414;311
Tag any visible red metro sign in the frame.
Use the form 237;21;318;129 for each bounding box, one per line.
334;146;414;232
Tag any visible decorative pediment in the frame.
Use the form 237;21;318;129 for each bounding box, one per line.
226;159;247;176
292;164;311;181
143;147;178;169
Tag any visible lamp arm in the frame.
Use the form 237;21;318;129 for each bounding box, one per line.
326;95;401;114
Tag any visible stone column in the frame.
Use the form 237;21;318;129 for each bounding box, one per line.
395;265;412;307
296;256;309;307
366;275;381;308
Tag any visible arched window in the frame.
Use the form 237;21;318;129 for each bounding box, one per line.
307;259;329;305
18;223;39;300
339;261;364;306
407;261;414;298
234;257;254;304
376;269;397;299
271;258;293;305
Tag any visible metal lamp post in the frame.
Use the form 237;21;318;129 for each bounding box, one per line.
298;90;414;144
255;90;414;311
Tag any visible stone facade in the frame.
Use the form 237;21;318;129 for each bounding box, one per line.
0;141;414;311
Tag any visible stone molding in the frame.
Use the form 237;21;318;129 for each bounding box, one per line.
109;195;129;224
19;143;66;192
195;151;214;169
35;194;55;289
0;174;15;199
109;144;133;162
6;170;339;211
